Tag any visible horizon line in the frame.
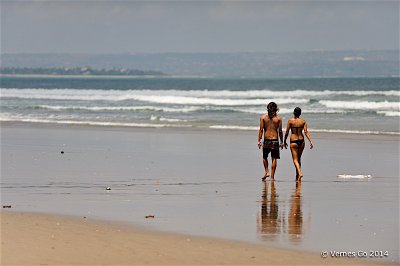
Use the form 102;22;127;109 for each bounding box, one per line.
2;49;399;56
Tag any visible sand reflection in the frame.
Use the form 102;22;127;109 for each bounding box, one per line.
257;181;304;244
257;180;283;240
288;181;303;244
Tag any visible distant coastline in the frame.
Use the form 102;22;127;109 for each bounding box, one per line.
2;50;398;77
1;73;398;79
0;74;167;79
0;67;166;77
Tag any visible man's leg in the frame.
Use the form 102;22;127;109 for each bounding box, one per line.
262;149;270;180
271;158;277;180
262;158;269;179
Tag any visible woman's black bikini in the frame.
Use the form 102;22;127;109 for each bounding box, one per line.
291;139;304;146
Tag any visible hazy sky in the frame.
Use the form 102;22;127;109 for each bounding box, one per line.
1;1;399;54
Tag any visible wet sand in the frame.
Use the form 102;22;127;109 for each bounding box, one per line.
1;122;399;264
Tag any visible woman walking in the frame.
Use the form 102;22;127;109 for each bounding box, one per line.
284;107;314;181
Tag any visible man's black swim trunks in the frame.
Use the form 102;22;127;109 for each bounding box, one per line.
263;139;280;159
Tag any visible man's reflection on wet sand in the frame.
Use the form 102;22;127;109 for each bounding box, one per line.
256;180;283;240
257;181;304;244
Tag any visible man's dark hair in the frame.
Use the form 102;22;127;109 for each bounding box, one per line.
267;102;278;119
294;107;302;118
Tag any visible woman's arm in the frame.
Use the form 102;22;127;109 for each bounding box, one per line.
304;122;314;149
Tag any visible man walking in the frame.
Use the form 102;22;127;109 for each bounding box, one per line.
258;102;283;181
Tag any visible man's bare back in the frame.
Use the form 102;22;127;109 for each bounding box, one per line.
260;114;282;140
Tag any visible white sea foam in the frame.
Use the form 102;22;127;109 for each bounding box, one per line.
310;128;400;135
319;100;400;110
0;114;190;128
376;111;400;117
231;107;350;115
2;82;398;134
1;88;308;106
209;125;259;130
2;88;399;101
37;104;349;115
122;95;307;106
159;117;187;122
209;125;400;135
337;174;372;179
150;115;188;122
36;105;201;113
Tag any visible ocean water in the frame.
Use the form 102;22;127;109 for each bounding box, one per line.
1;76;399;134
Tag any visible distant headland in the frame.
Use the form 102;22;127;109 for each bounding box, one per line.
1;50;398;78
0;67;166;77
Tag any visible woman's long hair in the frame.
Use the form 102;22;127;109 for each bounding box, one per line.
267;102;278;119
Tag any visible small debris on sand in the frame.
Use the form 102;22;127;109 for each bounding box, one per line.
145;215;155;219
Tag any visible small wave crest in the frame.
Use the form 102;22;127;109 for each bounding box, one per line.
121;95;308;106
36;105;200;113
209;125;258;130
310;128;400;135
150;115;188;122
1;88;308;106
31;104;362;115
319;100;400;111
0;116;190;129
232;107;350;115
209;125;400;135
376;111;400;117
2;88;399;99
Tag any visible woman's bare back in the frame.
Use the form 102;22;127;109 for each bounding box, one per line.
289;118;306;142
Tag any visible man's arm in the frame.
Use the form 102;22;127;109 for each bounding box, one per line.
278;118;283;147
258;117;264;148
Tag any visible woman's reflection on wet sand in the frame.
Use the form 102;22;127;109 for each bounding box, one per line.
257;181;304;244
288;181;303;244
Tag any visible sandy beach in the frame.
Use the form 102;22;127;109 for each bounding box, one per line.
1;122;399;265
2;0;399;264
1;211;392;265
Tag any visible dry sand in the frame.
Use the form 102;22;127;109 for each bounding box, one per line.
1;211;391;266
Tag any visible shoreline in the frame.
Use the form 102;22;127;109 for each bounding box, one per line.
1;120;399;136
1;211;389;265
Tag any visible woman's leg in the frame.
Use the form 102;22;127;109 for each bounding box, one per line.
290;143;303;180
297;143;305;180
